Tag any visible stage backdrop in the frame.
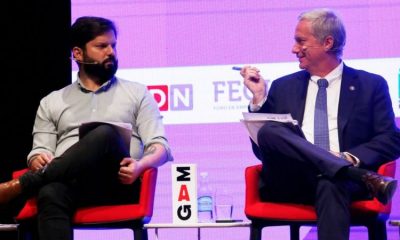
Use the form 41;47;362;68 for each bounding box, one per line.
71;1;400;239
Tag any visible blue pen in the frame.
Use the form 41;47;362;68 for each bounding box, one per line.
232;66;242;71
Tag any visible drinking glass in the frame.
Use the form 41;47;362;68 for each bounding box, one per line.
215;189;233;221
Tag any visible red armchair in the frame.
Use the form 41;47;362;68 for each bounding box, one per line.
245;161;396;240
12;167;158;240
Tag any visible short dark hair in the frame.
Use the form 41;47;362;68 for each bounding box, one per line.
70;16;117;50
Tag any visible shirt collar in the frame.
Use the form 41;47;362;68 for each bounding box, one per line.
310;61;343;84
75;74;116;93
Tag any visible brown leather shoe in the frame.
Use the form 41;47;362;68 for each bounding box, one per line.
0;179;22;204
361;172;397;205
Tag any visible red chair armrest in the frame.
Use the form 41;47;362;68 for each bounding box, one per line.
12;168;29;179
138;167;158;218
377;160;396;177
245;165;262;207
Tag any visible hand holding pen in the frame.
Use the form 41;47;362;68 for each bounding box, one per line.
232;65;266;103
232;66;262;82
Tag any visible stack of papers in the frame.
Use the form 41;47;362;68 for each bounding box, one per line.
240;112;300;146
241;112;298;124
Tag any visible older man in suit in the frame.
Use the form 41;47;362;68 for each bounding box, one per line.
240;8;400;240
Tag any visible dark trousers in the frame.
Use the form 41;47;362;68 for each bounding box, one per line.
19;125;140;240
257;121;368;240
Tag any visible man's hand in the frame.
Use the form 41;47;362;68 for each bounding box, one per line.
240;65;266;104
118;157;143;185
118;143;167;185
330;151;357;166
29;152;54;172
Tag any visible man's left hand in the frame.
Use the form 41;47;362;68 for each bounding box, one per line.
118;157;143;184
330;151;358;166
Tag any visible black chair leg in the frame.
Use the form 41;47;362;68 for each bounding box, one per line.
367;220;387;240
0;231;18;240
290;225;300;240
17;227;36;240
17;222;40;240
133;227;148;240
249;224;262;240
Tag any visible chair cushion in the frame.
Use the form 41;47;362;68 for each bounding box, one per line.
245;200;390;221
245;202;317;221
15;199;38;220
16;201;146;224
73;204;144;224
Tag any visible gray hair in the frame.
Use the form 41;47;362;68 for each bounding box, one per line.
299;8;346;57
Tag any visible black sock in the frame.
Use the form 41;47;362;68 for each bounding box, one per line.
336;166;369;183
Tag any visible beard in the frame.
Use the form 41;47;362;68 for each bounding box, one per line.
82;56;118;84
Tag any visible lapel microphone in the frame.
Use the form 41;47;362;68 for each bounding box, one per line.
302;45;338;52
70;57;99;65
302;45;321;51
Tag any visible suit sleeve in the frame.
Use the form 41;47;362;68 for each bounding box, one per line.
248;81;278;160
347;77;400;170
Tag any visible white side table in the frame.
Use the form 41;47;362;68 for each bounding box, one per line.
0;224;18;240
389;220;400;238
144;221;251;240
0;224;17;232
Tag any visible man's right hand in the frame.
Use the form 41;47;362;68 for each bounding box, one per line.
240;65;267;104
29;152;54;172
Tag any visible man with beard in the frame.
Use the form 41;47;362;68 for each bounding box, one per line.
0;16;172;240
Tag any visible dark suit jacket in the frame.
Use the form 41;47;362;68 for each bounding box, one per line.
254;64;400;171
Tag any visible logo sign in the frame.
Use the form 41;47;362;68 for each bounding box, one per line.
148;85;169;111
148;84;193;111
171;164;197;224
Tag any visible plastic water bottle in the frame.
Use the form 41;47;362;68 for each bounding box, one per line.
197;171;214;222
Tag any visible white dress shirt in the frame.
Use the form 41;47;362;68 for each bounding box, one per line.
301;62;343;152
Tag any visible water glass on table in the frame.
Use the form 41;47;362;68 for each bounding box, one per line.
215;189;233;221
